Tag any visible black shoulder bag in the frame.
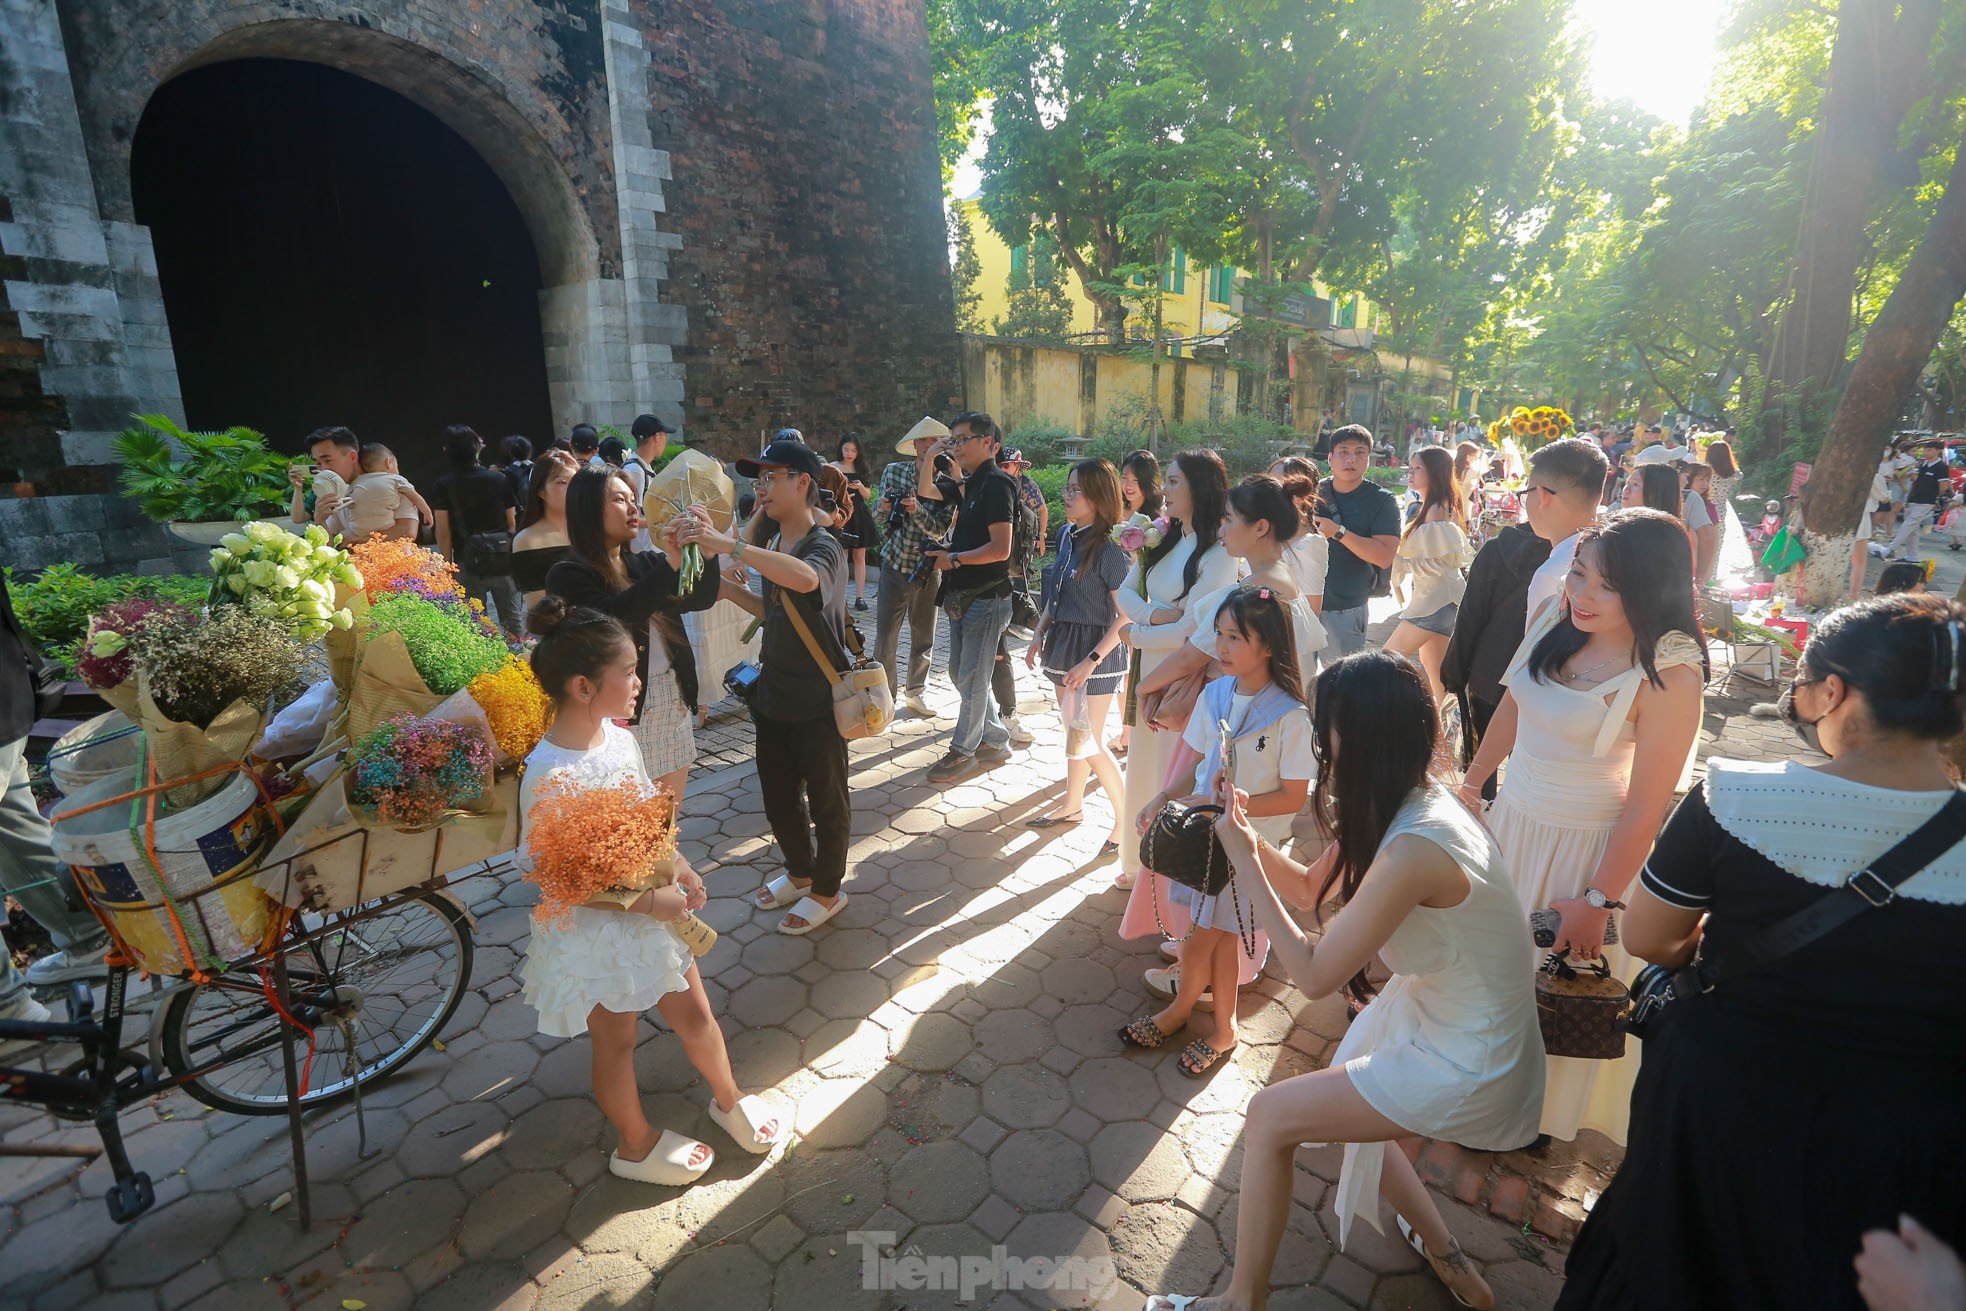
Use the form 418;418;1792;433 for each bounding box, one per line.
1624;792;1966;1038
446;477;514;577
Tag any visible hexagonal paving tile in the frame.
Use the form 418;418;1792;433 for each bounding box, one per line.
989;1128;1091;1211
1109;1200;1225;1297
1088;1120;1195;1204
886;1011;973;1072
889;1140;990;1224
980;1062;1071;1128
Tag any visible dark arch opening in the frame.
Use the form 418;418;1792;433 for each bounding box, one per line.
132;58;553;487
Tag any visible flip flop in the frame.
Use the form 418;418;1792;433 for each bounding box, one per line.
1141;1297;1199;1310
1112;870;1137;891
608;1129;713;1185
708;1094;784;1154
778;894;847;936
1118;1016;1170;1049
755;872;808;911
1176;1037;1235;1078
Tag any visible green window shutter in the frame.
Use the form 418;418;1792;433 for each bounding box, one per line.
1010;245;1028;284
1170;249;1186;295
1210;266;1234;303
1339;297;1357;328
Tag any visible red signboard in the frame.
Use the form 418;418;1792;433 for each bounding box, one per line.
1789;463;1812;497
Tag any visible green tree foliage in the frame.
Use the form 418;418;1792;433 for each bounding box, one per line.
949;204;986;333
995;232;1076;341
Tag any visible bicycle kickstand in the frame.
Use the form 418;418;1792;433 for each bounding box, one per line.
94;1102;155;1224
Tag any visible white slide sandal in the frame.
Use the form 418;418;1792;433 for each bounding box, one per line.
777;894;847;936
608;1129;712;1185
708;1093;784;1154
1141;1297;1199;1310
755;872;806;910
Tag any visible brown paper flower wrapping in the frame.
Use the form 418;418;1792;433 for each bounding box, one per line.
134;676;263;808
347;629;444;743
324;581;371;691
642;449;736;534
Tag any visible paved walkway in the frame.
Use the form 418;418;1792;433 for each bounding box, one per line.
8;531;1950;1311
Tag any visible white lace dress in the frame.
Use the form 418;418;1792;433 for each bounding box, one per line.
517;723;693;1038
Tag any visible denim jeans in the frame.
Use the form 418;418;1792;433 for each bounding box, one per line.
1324;603;1371;659
945;593;1013;756
0;737;109;1007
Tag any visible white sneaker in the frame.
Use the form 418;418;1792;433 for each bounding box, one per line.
1004;713;1035;747
901;690;932;718
24;942;110;987
0;994;53;1064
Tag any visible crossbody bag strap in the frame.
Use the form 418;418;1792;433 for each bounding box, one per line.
1684;791;1966;994
775;588;844;688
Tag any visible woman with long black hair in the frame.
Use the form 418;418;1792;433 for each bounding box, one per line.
546;467;721;801
1559;593;1966;1311
1113;450;1238;891
828;433;880;612
1459;508;1705;1146
1143;652;1544;1311
1111;449;1167;761
1386;445;1473;702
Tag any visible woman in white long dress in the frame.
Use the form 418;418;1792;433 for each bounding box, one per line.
1458;508;1705;1145
1113;451;1239;890
1145;651;1544;1311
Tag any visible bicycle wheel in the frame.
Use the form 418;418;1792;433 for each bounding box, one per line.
157;891;474;1116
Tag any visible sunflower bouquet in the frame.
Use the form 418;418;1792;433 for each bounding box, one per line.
1506;405;1576;445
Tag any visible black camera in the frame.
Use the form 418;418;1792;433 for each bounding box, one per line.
723;661;763;703
910;535;950;587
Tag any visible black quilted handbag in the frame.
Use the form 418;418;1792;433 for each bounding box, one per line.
1141;802;1229;895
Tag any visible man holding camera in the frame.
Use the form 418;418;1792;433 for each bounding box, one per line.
922;412;1018;785
874;418;958;717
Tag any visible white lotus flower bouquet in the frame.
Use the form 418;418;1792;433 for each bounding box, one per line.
209;521;362;642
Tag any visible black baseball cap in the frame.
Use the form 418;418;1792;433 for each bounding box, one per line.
630;414;670;439
736;437;825;481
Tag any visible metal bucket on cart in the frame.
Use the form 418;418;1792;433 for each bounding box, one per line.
50;765;281;975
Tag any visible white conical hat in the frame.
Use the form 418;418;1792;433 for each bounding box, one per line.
896;416;952;456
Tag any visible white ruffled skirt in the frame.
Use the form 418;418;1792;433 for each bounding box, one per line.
520;906;694;1038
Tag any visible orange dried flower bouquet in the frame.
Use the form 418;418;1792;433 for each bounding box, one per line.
523;777;680;922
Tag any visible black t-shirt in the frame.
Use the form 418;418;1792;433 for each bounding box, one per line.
430;467;514;537
1317;477;1403;611
1641;780;1966;1060
1909;459;1948;505
757;526;849;722
503;460;534;512
945;460;1016;593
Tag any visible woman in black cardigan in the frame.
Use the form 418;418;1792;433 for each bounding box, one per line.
546;467;721;798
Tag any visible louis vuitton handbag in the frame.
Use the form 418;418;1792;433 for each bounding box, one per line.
1536;949;1630;1060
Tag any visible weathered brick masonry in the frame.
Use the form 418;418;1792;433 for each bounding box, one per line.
0;0;956;571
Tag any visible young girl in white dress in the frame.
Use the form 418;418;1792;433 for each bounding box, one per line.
1145;651;1545;1311
1386;446;1474;703
1115;451;1240;890
1459;508;1705;1145
517;598;785;1185
1118;588;1316;1079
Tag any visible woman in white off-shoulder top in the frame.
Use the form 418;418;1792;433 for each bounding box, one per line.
1384;446;1473;702
1113;451;1240;888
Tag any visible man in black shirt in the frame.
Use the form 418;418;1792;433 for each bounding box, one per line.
1886;439;1949;561
710;436;854;934
922;411;1017;784
429;425;523;638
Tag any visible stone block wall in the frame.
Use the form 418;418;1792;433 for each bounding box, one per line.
0;492;206;575
635;0;959;455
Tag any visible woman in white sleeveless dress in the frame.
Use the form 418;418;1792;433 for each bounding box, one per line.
1115;452;1239;889
1145;651;1543;1311
1459;509;1706;1144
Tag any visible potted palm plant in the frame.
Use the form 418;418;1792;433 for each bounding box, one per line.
113;414;295;546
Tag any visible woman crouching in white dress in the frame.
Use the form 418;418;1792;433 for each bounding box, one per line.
1145;651;1544;1311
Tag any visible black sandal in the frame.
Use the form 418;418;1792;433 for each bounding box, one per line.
1025;812;1084;829
1176;1037;1235;1078
1119;1017;1169;1049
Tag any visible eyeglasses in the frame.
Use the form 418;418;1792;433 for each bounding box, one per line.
949;432;991;447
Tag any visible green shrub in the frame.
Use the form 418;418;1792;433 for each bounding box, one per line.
4;564;211;675
113;413;294;523
1004;419;1081;470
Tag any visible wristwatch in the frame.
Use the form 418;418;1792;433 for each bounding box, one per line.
1332;524;1348;541
1583;888;1625;911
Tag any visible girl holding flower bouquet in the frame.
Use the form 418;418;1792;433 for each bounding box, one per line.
517;598;783;1185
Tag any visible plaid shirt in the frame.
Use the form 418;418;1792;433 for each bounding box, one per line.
877;460;956;575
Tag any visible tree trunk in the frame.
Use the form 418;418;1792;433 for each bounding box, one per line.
1796;129;1966;609
1761;0;1939;444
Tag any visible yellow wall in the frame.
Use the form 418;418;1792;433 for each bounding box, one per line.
958;198;1368;352
958;334;1233;437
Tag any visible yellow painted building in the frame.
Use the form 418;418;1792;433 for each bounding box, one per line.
955;197;1379;353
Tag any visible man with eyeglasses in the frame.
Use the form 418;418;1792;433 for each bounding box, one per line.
921;411;1018;785
1520;437;1611;630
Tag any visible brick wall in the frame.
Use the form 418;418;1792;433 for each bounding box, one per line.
635;0;959;455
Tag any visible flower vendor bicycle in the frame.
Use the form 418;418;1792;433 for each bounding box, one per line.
0;888;475;1224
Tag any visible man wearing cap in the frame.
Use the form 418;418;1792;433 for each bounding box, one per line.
703;436;855;935
616;414;672;552
874;418;958;717
922;411;1018;784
